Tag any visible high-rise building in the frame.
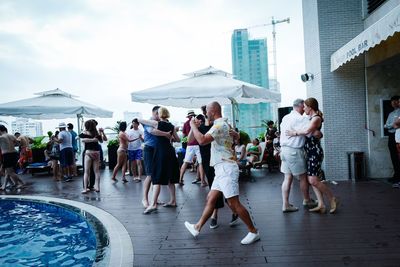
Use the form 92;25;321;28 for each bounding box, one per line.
11;118;43;137
228;29;274;139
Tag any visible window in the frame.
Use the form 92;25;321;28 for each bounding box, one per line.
367;0;387;14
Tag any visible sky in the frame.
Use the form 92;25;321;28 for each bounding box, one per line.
0;0;306;133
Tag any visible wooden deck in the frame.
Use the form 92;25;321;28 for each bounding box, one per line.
2;168;400;266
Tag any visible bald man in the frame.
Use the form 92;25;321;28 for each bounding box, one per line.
184;101;260;245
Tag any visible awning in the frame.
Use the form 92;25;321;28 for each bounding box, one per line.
331;4;400;72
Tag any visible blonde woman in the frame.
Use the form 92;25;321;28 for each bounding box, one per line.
286;97;338;214
139;107;180;214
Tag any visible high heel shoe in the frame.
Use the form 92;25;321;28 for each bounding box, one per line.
309;206;326;214
329;197;339;214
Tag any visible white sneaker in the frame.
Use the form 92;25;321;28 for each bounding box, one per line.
143;206;157;214
184;221;199;237
240;231;260;245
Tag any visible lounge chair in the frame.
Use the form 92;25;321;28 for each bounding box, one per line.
252;142;267;168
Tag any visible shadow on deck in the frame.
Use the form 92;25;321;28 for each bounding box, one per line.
1;167;400;266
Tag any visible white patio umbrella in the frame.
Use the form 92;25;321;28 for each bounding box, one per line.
131;66;281;127
0;88;113;150
0;88;112;120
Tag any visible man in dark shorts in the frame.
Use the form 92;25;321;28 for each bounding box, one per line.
141;106;172;209
57;122;74;182
67;123;78;176
0;125;25;190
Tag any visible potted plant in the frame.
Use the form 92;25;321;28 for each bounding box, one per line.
106;121;121;170
107;139;119;170
181;136;188;150
31;136;47;163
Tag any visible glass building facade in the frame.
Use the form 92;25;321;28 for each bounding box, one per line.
226;29;273;139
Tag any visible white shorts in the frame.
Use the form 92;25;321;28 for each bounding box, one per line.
211;162;239;199
184;145;202;164
280;146;306;176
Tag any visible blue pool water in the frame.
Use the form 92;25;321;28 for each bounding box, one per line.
0;199;98;267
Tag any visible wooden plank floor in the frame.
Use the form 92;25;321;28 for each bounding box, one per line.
2;168;400;266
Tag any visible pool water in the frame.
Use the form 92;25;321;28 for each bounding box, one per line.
0;199;97;267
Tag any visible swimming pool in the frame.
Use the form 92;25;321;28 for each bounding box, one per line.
0;196;133;267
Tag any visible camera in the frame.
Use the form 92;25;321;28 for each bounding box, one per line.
301;73;313;82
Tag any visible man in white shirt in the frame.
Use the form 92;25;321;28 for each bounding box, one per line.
280;99;317;212
184;101;260;245
385;95;400;183
127;118;144;182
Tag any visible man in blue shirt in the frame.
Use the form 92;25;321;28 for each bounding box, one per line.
67;123;78;176
141;106;172;210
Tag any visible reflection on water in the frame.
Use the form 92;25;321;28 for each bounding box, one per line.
0;200;109;266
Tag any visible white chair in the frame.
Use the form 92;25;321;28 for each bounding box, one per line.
252;142;266;168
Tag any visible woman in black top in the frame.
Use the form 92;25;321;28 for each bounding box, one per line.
139;107;180;214
79;120;101;193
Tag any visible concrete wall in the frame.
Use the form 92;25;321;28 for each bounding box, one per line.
303;0;368;180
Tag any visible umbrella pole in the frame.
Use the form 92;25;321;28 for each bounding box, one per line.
77;114;83;153
230;98;238;129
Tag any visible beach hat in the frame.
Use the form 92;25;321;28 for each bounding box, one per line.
58;122;67;128
187;110;195;117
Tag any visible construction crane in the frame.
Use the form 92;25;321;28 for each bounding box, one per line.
247;17;290;91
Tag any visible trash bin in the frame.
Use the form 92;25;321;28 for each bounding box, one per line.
347;152;364;181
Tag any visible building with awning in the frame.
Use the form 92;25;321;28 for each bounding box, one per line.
331;3;400;71
302;0;400;180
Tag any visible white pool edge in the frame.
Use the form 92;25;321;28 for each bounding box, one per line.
1;195;134;267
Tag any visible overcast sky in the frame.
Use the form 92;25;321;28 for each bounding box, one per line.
0;0;306;131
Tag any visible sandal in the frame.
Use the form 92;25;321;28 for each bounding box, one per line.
282;204;299;213
81;189;90;194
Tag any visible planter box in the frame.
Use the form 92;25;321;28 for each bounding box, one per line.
31;148;46;163
108;146;118;170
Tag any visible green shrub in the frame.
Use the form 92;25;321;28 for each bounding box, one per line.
181;136;188;143
257;132;265;142
239;131;251;146
31;136;47;150
107;138;119;148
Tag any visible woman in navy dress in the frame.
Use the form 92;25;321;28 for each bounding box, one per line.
286;97;338;214
139;107;180;214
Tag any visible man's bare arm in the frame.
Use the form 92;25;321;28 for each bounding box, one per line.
190;119;213;145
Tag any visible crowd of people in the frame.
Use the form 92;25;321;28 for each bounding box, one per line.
3;96;400;245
